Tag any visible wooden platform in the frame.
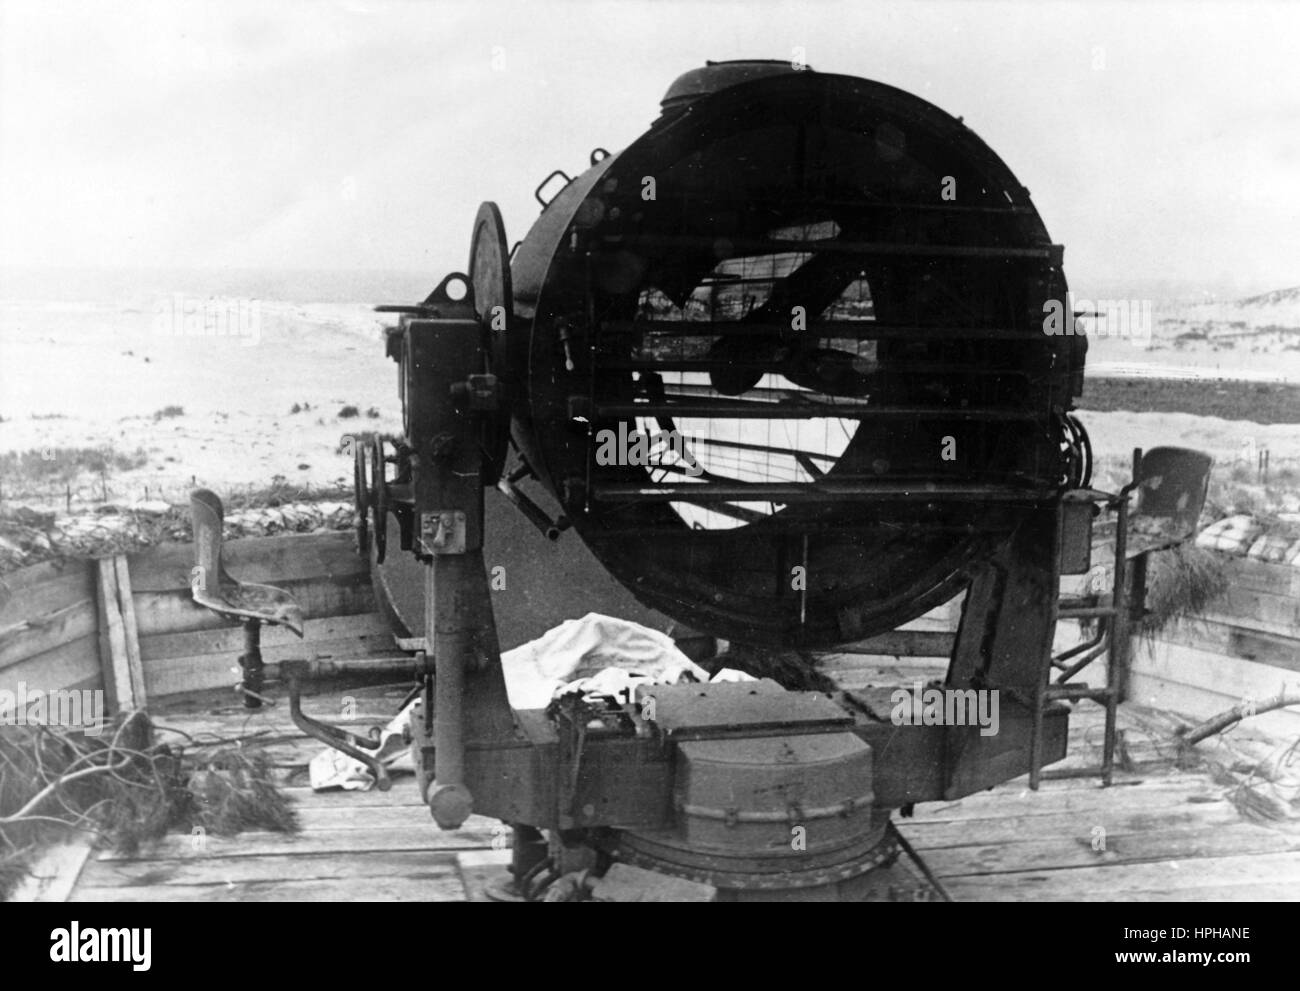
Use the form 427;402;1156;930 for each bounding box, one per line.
8;671;1286;903
7;520;1297;902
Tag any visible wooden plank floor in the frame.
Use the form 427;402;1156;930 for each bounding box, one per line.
68;683;507;902
829;652;1300;901
57;671;1300;902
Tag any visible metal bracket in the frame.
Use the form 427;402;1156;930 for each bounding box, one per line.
420;510;467;555
451;373;500;412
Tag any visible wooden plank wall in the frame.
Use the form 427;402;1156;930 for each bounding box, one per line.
0;558;102;698
2;536;1296;731
1130;558;1300;738
0;532;387;710
835;557;1299;738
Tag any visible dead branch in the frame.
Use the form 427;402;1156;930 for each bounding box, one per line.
1181;693;1300;746
0;756;134;824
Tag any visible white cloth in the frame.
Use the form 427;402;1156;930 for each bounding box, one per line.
501;612;710;709
310;613;752;791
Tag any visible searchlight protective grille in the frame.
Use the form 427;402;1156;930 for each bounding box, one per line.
507;70;1084;646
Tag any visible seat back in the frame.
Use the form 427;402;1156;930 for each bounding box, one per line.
1134;446;1213;539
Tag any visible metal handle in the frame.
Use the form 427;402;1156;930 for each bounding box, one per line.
534;169;573;208
285;671;391;791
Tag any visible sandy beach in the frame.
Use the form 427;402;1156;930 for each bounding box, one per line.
0;285;1297;516
0;295;401;504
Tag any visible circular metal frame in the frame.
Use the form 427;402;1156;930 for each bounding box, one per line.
368;434;388;564
469;201;514;485
352;435;370;556
508;71;1080;646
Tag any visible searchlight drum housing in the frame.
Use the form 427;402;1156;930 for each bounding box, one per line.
506;61;1086;647
354;62;1103;897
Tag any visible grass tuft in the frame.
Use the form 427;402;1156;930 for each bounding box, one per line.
1137;543;1230;640
0;446;149;489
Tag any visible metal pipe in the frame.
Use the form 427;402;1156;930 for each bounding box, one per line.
239;620;263;710
263;657;428;682
599;358;1036;377
886;820;954;903
285;671;391;790
1053;639;1109;681
426;554;474;829
589;481;1054;503
600;320;1046;341
616;232;1060;261
1052;626;1106;664
1058;605;1120;619
589;400;1040;421
630;190;1036;216
496;475;569;540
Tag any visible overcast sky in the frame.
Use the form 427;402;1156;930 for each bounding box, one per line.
1;0;1297;296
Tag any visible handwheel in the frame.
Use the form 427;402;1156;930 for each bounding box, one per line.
468;201;513;486
352;435;370;555
369;435;388;565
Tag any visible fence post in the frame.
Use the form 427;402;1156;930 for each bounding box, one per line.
95;554;147;712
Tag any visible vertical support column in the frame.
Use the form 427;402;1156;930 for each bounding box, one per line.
239;620;263;709
1101;488;1131;786
403;309;517;830
1113;447;1142;708
427;550;474;828
945;505;1061;799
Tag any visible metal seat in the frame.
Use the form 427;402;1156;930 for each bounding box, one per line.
1102;446;1213;559
190;488;303;707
